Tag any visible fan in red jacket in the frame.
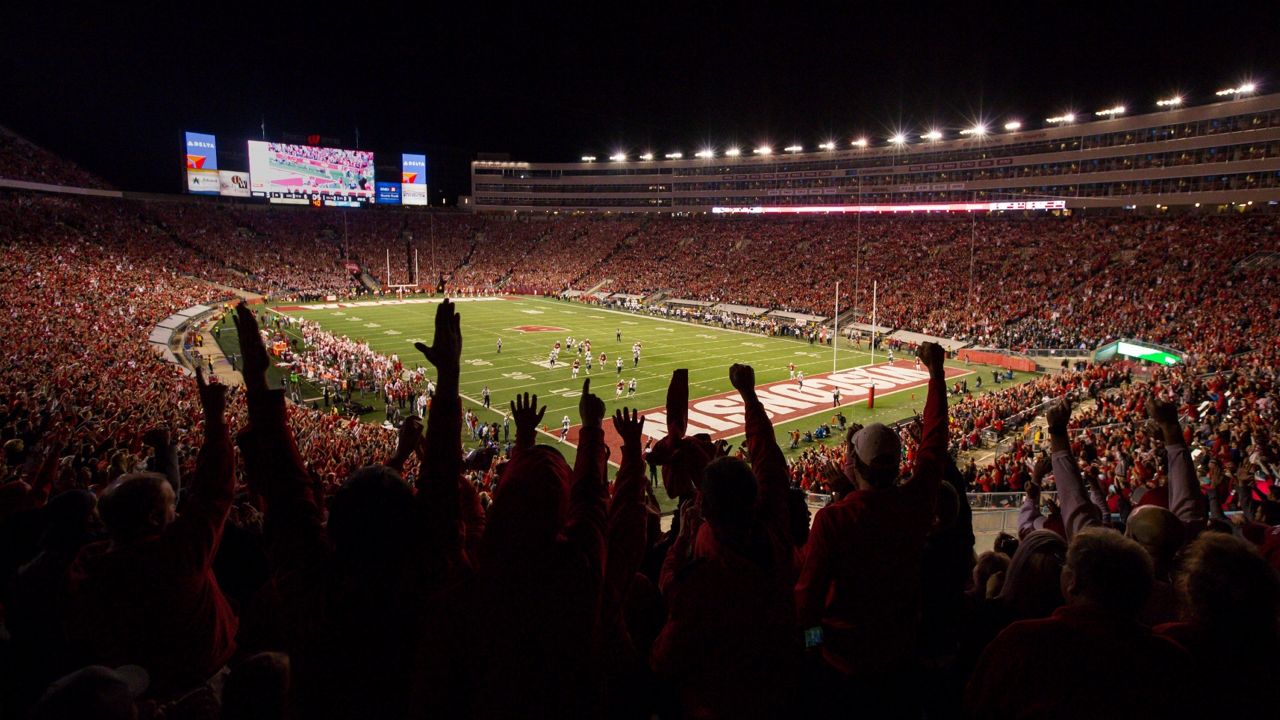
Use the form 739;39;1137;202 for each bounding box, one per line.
66;369;236;699
794;341;948;710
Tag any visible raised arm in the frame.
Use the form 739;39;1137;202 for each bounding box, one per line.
603;407;648;630
905;342;948;497
1017;455;1053;537
1149;397;1206;525
144;427;181;495
565;379;609;573
1046;397;1102;540
413;300;472;575
168;368;235;570
731;363;790;543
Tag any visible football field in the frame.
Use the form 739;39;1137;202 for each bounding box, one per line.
268;295;1037;476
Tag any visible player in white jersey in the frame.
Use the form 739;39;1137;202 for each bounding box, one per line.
561;415;571;442
572;359;580;378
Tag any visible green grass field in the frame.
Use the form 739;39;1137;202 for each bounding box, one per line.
246;296;1037;494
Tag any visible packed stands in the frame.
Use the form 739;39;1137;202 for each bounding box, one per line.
2;156;1280;718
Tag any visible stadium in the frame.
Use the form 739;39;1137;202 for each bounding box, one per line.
2;7;1280;720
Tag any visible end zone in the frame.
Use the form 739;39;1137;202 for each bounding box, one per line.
562;360;972;460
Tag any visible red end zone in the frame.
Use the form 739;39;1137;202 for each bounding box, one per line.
510;325;568;333
561;360;971;461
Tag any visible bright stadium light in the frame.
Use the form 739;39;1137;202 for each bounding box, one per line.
818;141;836;150
609;152;627;162
1156;96;1183;107
959;124;988;137
784;144;803;153
753;146;773;155
1003;120;1022;131
664;152;683;159
851;137;869;148
725;147;742;157
695;149;715;158
639;152;654;160
1217;82;1257;96
1094;105;1126;117
581;155;596;162
1045;113;1076;124
889;133;907;145
921;130;943;141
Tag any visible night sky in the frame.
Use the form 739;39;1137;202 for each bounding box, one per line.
3;3;1276;201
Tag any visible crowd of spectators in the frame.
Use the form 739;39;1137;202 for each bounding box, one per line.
0;127;114;190
3;171;1280;717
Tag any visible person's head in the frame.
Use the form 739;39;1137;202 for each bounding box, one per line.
998;530;1067;619
486;445;572;558
40;489;98;551
844;423;900;489
700;456;757;538
98;473;175;543
1178;532;1280;637
1125;505;1185;579
327;466;416;573
973;551;1011;597
1062;528;1153;619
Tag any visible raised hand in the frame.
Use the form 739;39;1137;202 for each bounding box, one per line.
510;391;546;448
195;366;227;426
1146;396;1183;444
232;304;270;393
390;415;422;469
415;299;462;380
613;407;646;448
917;341;945;374
1032;453;1052;482
579;378;606;429
1045;396;1072;437
729;363;756;398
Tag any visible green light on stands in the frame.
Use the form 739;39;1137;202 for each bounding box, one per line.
1117;341;1181;366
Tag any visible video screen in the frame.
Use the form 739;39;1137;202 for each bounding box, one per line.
247;141;375;207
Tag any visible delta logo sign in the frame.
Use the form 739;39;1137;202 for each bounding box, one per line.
184;132;218;171
401;154;427;184
401;171;418;184
562;360;970;461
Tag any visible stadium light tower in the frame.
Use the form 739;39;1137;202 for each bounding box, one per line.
959;124;988;137
1003;120;1022;131
819;140;836;150
664;151;683;159
695;148;715;158
1045;113;1076;124
1094;105;1126;117
609;152;627;161
784;144;803;153
639;152;654;160
581;155;597;162
889;133;907;145
851;137;869;148
753;146;773;155
725;147;742;157
1156;96;1183;108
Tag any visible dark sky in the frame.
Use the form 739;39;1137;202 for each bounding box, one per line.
3;3;1276;201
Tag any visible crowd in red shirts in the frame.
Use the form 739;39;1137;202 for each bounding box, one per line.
2;172;1280;718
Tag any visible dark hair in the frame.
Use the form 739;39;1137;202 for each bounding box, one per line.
1179;533;1280;636
1066;529;1153;618
97;473;170;542
327;466;416;573
700;456;756;532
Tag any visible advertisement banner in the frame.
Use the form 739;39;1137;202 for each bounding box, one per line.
402;153;428;205
376;181;402;204
185;132;219;194
219;170;251;197
186;169;221;194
